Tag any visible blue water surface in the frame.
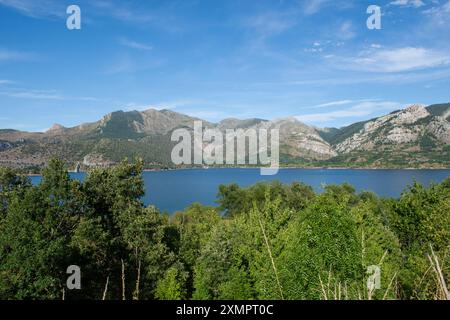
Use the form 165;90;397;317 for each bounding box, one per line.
30;169;450;213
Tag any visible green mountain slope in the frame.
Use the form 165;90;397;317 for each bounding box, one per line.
0;103;449;170
427;103;450;120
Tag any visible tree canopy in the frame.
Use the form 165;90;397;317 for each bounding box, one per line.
0;160;448;300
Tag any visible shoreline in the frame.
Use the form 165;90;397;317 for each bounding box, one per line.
145;166;450;172
57;166;450;175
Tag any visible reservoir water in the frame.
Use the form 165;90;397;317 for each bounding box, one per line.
30;168;450;213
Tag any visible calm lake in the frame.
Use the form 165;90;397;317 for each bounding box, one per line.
30;168;450;213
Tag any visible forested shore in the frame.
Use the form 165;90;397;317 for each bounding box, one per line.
0;159;448;300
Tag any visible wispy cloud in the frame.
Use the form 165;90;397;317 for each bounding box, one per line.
0;89;64;100
303;99;377;110
90;0;154;24
303;0;332;15
0;48;34;62
0;87;102;101
337;21;356;40
296;100;404;126
0;0;178;32
104;52;165;74
118;37;153;51
343;47;450;73
0;79;15;85
250;65;450;88
245;10;298;37
0;0;65;19
390;0;425;8
423;1;450;26
104;55;135;75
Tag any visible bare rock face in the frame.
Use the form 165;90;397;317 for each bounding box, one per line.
267;117;337;159
385;127;419;144
83;154;115;167
336;104;433;153
391;104;429;125
217;116;337;160
46;123;66;133
428;118;450;144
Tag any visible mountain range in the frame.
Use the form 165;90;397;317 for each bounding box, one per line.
0;103;449;171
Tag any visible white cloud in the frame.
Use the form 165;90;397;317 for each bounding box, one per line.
90;0;155;24
304;99;377;110
390;0;425;8
0;0;65;19
0;87;102;101
297;109;371;123
0;48;33;62
303;0;331;15
104;52;165;74
348;47;450;73
337;21;356;40
0;79;14;85
0;0;178;32
0;89;64;100
304;47;323;53
245;11;298;37
296;101;403;125
118;38;153;51
423;1;450;26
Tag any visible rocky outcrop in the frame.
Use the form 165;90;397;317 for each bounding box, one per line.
46;123;66;133
335;104;449;153
219;116;337;159
391;104;429;125
269;117;337;159
427;117;450;144
385;127;419;144
83;154;115;167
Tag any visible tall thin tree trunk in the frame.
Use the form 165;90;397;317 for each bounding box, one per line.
121;259;126;300
133;259;141;300
102;276;109;300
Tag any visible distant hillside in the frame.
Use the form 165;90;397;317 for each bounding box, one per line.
318;104;450;168
0;103;449;170
427;103;450;120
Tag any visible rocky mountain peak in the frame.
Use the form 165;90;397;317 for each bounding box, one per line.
393;104;429;124
47;123;66;133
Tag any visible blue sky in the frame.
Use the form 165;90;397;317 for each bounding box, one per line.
1;0;450;131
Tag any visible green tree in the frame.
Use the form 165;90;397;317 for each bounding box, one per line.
155;263;188;300
0;167;31;220
0;159;83;299
387;180;450;299
72;159;173;299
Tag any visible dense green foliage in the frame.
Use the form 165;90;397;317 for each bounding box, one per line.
0;160;448;300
